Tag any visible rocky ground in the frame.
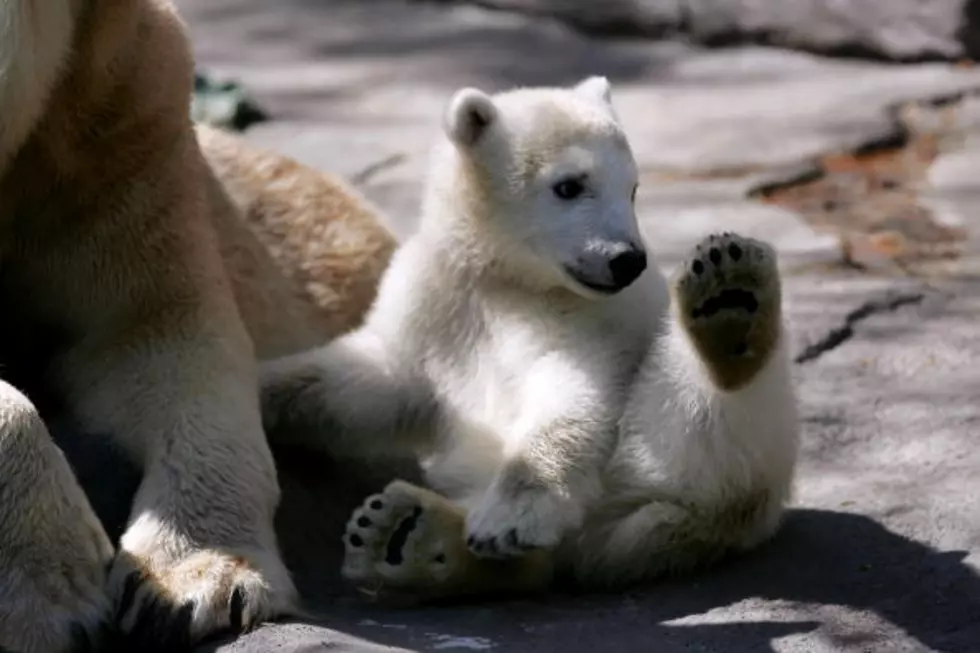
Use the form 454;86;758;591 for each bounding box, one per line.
170;1;980;650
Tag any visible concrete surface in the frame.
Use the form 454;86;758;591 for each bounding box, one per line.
422;0;980;63
158;1;980;650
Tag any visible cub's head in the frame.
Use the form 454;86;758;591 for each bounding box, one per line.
431;76;646;298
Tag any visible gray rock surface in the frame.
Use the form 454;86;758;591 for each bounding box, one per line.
422;0;980;63
125;0;980;650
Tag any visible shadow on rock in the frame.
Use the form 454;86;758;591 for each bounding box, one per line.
303;509;980;653
56;416;980;652
559;508;980;652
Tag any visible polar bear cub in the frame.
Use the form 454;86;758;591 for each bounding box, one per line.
261;77;800;597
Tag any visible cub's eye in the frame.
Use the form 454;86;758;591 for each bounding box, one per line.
631;184;638;203
552;179;585;200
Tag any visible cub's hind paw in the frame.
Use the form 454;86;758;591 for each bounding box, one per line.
673;232;783;390
342;481;468;596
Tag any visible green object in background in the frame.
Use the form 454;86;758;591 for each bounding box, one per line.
191;71;268;132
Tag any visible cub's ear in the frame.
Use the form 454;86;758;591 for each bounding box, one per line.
574;76;613;107
444;87;498;148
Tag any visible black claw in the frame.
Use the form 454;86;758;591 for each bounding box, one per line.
692;260;704;276
728;243;742;261
128;594;193;653
229;588;246;633
126;594;162;648
349;533;364;548
357;516;372;528
172;602;194;639
369;500;384;511
116;570;143;621
709;248;722;265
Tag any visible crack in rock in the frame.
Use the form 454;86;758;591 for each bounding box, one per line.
750;95;969;272
794;292;925;364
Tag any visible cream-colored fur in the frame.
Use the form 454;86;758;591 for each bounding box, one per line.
198;124;398;354
0;0;79;175
261;78;800;600
0;1;394;650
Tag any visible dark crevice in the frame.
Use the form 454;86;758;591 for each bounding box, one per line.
794;292;925;364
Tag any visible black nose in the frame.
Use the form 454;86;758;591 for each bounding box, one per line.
609;246;647;288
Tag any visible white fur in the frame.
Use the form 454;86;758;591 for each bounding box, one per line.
263;77;799;584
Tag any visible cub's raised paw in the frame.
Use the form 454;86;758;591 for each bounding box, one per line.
465;479;579;559
672;232;783;390
343;481;467;596
109;546;295;651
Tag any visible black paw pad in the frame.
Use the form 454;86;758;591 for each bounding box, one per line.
369;500;384;511
117;570;144;621
357;516;372;528
709;248;722;265
349;533;364;548
697;289;759;318
692;260;705;276
728;243;742;261
384;506;423;566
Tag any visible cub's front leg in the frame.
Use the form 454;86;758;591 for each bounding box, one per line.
65;317;297;650
464;361;616;559
260;328;432;459
0;380;114;653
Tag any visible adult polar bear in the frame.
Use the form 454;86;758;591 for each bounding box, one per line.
0;0;394;650
262;77;801;598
